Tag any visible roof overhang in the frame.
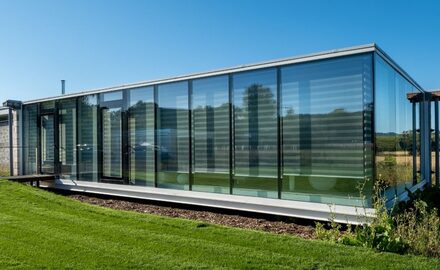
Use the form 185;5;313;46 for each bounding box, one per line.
19;43;423;105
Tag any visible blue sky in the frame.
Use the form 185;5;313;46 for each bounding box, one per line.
0;0;439;103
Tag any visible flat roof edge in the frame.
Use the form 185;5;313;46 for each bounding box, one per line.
374;44;424;92
21;43;377;105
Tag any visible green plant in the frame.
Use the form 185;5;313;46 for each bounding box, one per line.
350;179;408;254
314;212;342;243
0;164;8;177
394;185;440;216
395;200;440;257
316;179;407;255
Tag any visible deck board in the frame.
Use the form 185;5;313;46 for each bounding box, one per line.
5;175;56;182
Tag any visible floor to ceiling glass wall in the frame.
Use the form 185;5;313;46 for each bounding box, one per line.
39;101;56;175
22;104;38;175
58;98;77;180
78;95;99;182
128;87;155;186
232;69;278;198
156;82;189;190
192;76;230;193
281;54;372;205
100;91;124;182
375;54;419;197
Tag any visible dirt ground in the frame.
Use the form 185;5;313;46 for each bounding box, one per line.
67;193;316;239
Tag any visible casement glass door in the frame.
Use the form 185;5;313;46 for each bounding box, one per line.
100;91;128;184
40;114;55;174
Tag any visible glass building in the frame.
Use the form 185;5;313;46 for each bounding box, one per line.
8;44;430;223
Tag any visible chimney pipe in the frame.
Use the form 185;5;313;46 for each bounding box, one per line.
61;80;65;95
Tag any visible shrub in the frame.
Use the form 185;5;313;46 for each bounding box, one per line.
394;186;440;216
395;200;440;257
0;164;9;177
315;180;440;257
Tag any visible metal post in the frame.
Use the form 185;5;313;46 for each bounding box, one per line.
412;102;417;183
420;94;432;184
436;100;439;186
8;108;13;176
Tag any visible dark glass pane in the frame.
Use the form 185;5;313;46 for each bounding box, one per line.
233;69;278;198
58;98;77;179
78;95;98;181
192;76;230;193
281;54;373;206
40;101;55;113
102;107;122;178
128;87;155;186
102;91;123;102
157;81;189;189
22;104;38;174
41;114;54;174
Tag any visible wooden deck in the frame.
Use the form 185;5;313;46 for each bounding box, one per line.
5;175;56;187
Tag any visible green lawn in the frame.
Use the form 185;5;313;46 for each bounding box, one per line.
0;180;439;269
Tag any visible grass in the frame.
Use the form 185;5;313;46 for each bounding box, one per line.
0;180;439;269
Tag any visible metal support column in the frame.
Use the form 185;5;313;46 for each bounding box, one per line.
435;99;439;186
420;93;432;184
412;102;417;184
8;108;13;176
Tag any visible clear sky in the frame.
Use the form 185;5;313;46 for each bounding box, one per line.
0;0;439;103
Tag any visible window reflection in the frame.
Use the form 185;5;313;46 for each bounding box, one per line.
78;95;99;181
128;87;155;186
375;55;417;197
58;98;77;180
22;104;38;174
233;69;278;198
157;82;189;189
192;76;230;193
281;55;373;205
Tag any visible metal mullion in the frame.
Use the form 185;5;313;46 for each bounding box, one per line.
8;107;13;176
229;74;234;194
154;85;158;188
97;95;103;182
371;53;377;192
75;97;80;180
188;80;193;191
435;99;439;186
276;67;282;199
122;90;130;184
412;101;417;184
37;103;42;175
54;101;60;177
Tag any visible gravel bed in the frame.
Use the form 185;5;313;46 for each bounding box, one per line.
68;194;315;239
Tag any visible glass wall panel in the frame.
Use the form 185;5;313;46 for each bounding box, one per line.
281;54;373;205
128;87;155;186
40;101;55;113
192;76;230;193
40;114;55;174
233;69;278;198
22;104;38;174
78;95;98;181
157;82;189;189
375;54;419;197
102;107;122;178
58;99;77;179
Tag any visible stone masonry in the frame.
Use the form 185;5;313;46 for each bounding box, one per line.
0;119;9;175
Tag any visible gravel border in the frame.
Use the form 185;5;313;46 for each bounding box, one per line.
68;193;316;239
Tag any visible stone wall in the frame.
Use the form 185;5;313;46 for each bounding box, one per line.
0;120;9;176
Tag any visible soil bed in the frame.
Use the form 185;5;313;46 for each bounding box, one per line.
68;193;315;239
